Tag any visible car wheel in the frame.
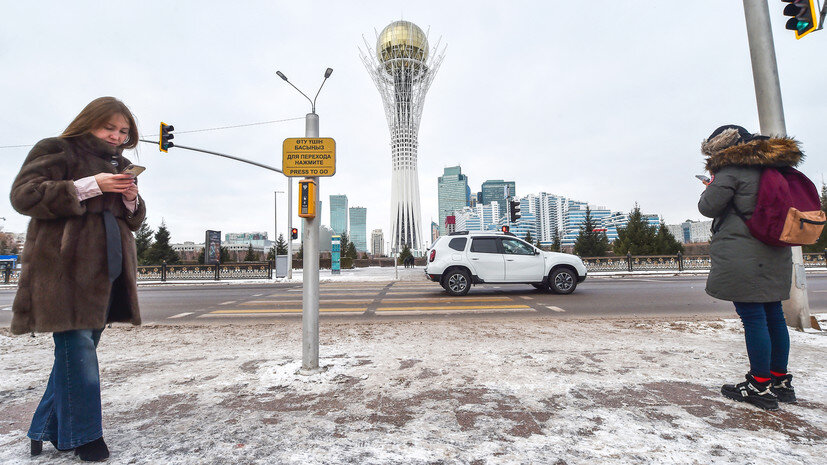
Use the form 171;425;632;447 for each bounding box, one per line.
444;269;471;296
550;268;577;294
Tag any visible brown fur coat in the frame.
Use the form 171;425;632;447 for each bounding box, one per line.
9;133;146;334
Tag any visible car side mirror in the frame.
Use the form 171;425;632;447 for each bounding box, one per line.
534;250;541;255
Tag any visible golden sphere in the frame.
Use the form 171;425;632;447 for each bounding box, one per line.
376;21;429;65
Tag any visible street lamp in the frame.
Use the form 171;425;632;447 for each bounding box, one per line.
276;67;333;373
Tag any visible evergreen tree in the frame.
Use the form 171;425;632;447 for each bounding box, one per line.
134;219;154;265
197;248;205;264
143;221;180;264
524;230;533;244
398;243;413;264
267;246;275;261
573;207;609;256
276;233;288;255
219;246;231;263
243;243;258;261
804;183;827;253
345;242;358;259
613;204;657;255
551;227;561;252
653;221;684;254
339;231;351;256
296;243;303;260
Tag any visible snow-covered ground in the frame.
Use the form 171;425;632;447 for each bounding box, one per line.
1;316;825;464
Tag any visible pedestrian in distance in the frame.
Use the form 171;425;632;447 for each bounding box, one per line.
698;124;801;411
9;97;146;461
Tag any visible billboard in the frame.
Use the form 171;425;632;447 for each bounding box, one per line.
205;230;221;265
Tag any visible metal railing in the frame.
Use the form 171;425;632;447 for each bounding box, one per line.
136;261;272;282
582;252;827;272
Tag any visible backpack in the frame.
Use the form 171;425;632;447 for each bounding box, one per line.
730;167;825;247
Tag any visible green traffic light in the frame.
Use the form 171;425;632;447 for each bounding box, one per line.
797;20;810;31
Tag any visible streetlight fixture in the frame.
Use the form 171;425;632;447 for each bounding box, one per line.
276;67;333;373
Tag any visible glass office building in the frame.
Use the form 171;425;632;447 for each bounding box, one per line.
437;166;470;236
330;195;349;235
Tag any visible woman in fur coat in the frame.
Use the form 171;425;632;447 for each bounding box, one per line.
698;124;799;411
10;97;146;461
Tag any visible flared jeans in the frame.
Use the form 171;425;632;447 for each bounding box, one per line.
733;301;790;378
27;328;104;450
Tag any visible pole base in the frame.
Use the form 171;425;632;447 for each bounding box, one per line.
297;365;328;376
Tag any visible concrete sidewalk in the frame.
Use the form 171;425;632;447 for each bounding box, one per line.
1;316;825;464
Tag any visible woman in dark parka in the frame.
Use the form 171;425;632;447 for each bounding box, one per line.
10;97;146;461
698;124;800;411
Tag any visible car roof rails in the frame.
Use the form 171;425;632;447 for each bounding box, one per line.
449;231;469;236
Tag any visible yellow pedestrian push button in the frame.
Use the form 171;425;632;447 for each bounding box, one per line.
298;178;317;218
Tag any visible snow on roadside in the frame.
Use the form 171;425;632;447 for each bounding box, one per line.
0;317;824;464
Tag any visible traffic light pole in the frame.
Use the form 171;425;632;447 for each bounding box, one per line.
301;112;321;373
742;0;811;330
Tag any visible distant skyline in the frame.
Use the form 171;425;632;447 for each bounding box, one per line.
1;2;824;244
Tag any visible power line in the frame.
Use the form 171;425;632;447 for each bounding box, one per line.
0;116;307;149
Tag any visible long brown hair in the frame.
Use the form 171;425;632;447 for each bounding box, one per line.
61;97;139;149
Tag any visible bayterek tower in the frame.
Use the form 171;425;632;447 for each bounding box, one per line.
361;21;444;253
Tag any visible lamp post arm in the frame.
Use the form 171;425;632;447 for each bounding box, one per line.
312;76;330;113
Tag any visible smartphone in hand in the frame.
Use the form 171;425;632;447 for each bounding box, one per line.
121;164;146;177
695;174;710;184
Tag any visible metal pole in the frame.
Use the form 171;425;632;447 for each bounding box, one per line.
743;0;810;330
274;190;283;272
302;112;321;372
287;179;293;279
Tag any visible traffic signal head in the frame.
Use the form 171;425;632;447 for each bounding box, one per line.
159;122;174;153
291;228;298;240
782;0;818;39
509;199;522;223
501;225;510;233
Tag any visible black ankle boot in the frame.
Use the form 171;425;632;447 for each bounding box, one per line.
771;373;797;403
30;439;42;456
721;374;779;410
74;437;109;462
31;438;70;455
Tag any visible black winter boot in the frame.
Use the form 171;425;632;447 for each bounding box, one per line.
721;374;779;410
771;373;797;403
74;437;109;462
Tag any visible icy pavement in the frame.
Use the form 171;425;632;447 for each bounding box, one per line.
1;317;825;465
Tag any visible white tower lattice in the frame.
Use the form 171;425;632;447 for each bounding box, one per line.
361;21;444;253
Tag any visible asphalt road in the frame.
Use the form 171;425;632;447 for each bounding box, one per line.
4;274;827;327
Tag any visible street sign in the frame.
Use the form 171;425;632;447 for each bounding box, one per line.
282;137;336;177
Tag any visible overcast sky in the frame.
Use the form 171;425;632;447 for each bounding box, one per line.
1;1;825;246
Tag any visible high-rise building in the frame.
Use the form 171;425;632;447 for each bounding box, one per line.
361;20;445;252
349;207;367;252
481;180;516;206
666;220;713;243
371;229;384;256
329;195;348;235
430;221;439;245
438;166;470;235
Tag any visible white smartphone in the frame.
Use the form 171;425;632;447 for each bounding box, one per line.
121;164;146;177
695;174;710;183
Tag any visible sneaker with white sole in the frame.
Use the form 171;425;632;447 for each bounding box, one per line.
721;374;779;410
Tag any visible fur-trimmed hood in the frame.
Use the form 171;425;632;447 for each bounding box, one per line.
703;136;803;173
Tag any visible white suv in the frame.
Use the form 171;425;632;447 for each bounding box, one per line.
424;231;587;296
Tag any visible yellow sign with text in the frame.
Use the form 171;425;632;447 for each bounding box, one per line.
282;138;336;177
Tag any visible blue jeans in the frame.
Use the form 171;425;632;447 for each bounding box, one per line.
733;301;790;378
27;328;104;450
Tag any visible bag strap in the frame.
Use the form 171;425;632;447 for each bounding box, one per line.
711;202;749;234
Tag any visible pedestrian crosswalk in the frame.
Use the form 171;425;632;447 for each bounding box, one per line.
182;281;545;319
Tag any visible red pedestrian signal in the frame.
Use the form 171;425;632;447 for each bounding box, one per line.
291;228;298;240
501;226;510;233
